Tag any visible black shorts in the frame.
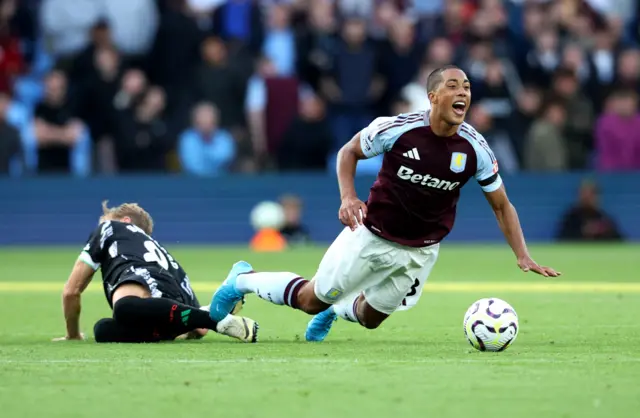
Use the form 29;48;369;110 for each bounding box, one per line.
105;268;200;309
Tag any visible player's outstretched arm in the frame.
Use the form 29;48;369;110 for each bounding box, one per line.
53;260;96;341
484;185;561;278
336;132;368;230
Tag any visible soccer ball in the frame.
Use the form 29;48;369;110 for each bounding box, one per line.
463;298;519;352
250;201;285;231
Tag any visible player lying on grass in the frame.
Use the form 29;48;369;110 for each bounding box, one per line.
207;65;560;341
54;201;257;343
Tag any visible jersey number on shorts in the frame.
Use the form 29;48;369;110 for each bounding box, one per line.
401;278;420;306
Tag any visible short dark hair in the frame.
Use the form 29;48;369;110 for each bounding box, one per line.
427;65;463;93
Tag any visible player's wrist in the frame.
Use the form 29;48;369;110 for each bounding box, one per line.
340;191;358;201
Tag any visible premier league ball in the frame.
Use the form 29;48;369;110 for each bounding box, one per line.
463;298;519;352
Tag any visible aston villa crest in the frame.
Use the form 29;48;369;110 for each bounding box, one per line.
450;152;467;173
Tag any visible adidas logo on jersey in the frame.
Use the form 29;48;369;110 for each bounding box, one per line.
403;148;421;160
397;166;461;191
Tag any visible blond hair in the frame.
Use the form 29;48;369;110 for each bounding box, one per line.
101;200;154;235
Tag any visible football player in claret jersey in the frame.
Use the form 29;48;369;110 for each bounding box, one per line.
54;201;258;343
207;65;560;341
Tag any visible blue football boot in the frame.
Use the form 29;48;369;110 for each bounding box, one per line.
305;306;338;342
209;261;253;322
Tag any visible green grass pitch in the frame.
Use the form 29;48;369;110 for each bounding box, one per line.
1;244;639;418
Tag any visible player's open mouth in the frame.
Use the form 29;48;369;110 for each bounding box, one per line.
452;101;466;116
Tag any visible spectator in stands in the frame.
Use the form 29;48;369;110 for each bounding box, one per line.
40;0;101;68
369;0;401;40
113;68;147;113
522;27;560;87
70;20;114;86
262;3;296;77
245;56;302;170
77;47;122;173
7;0;37;66
322;17;383;150
112;86;170;172
466;1;509;56
411;0;445;41
401;64;431;113
556;179;624;242
524;99;569;171
561;9;595;51
428;0;466;46
595;89;640;171
278;194;311;245
0;93;21;175
179;102;235;176
101;0;158;64
0;0;25;95
460;40;494;84
379;17;422;113
511;3;544;73
589;28;617;86
146;0;201;101
296;0;338;91
277;94;332;172
551;67;595;169
32;70;86;173
337;0;373;19
561;43;592;85
589;28;619;113
211;0;264;53
510;85;543;164
424;37;455;68
71;47;123;173
615;48;640;94
193;36;246;132
474;59;518;134
2;0;638;177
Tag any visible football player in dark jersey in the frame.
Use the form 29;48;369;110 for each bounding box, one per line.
53;201;257;343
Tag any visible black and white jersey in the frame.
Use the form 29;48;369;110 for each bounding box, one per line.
79;221;199;307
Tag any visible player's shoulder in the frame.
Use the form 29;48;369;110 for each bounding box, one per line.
456;122;494;156
361;111;428;156
366;111;427;138
91;220;145;238
457;121;483;143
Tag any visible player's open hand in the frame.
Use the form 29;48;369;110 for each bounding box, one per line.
517;256;561;278
52;333;85;342
339;196;367;231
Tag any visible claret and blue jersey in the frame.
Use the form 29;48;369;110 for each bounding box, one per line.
359;110;502;247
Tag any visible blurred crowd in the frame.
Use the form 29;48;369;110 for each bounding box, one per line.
0;0;640;177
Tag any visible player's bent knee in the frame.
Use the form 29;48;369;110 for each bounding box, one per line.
94;318;118;343
356;297;389;330
296;282;330;315
112;295;142;323
360;320;382;330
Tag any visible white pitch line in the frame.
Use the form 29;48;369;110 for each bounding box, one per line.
1;357;639;365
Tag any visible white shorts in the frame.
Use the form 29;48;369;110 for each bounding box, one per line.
313;226;439;315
